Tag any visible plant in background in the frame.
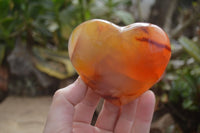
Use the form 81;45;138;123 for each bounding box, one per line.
0;0;135;79
177;37;200;109
59;0;134;42
0;0;78;96
164;36;200;132
0;0;135;96
169;37;200;111
90;0;134;25
169;66;200;111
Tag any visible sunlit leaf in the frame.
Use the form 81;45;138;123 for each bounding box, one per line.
112;0;132;6
32;47;76;79
59;5;81;25
179;36;200;63
48;22;59;32
90;1;109;17
114;10;134;25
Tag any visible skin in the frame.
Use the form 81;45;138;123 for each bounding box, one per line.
44;77;155;133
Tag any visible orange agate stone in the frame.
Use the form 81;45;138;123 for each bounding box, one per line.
68;19;171;106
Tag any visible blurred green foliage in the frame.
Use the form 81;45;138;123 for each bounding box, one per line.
0;0;69;50
169;66;200;111
168;37;200;112
0;0;134;53
0;0;134;77
179;36;200;63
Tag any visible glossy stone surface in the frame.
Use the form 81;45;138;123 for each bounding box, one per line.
68;19;171;106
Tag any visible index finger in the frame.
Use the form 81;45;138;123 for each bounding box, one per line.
43;77;88;133
57;76;88;106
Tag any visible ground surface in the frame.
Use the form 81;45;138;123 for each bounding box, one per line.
0;96;179;133
0;96;52;133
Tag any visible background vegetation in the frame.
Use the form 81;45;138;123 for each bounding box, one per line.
0;0;200;132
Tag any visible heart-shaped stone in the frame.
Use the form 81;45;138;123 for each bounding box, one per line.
68;19;171;106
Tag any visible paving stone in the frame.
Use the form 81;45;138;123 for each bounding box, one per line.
0;96;52;133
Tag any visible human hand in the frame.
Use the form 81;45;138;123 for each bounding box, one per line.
44;77;155;133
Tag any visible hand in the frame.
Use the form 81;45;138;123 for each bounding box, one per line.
44;77;155;133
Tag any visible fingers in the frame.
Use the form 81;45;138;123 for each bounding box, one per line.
95;90;155;133
74;88;101;124
95;101;120;131
44;77;88;133
131;90;155;133
114;99;139;133
59;76;88;106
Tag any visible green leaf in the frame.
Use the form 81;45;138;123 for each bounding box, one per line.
52;0;66;12
112;0;132;6
169;70;200;111
32;21;52;37
59;5;81;25
0;0;10;18
0;17;16;38
32;47;76;79
0;45;5;65
114;10;134;25
90;1;109;17
178;36;200;63
52;0;65;6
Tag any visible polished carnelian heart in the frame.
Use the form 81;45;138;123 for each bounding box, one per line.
68;19;171;106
